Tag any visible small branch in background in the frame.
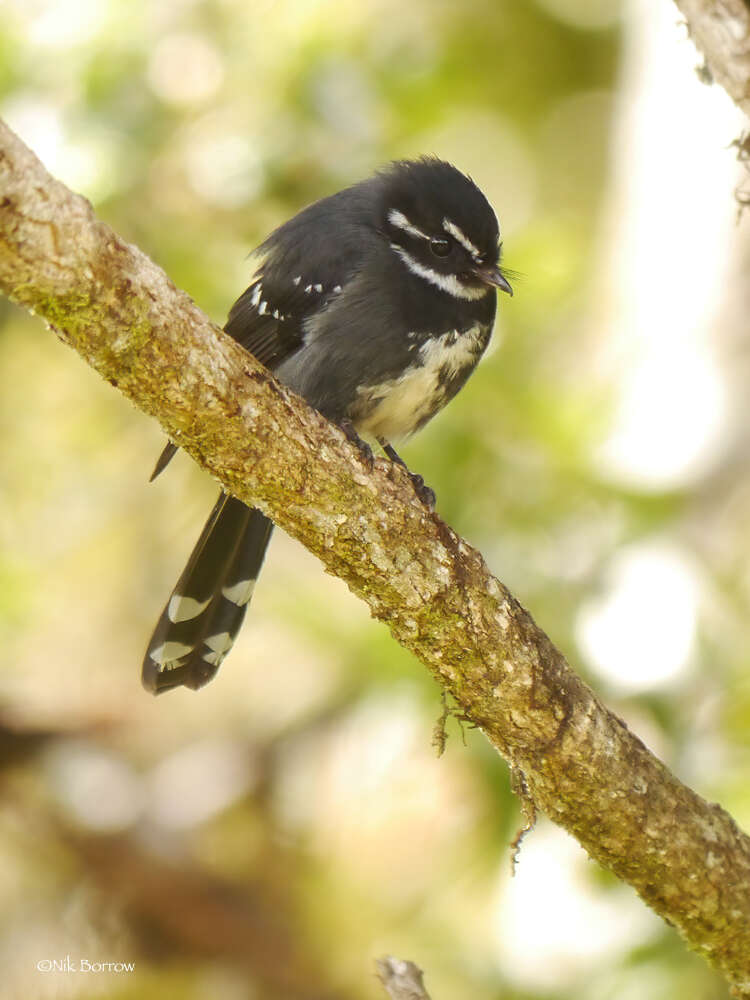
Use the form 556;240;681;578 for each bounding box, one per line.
376;957;432;1000
431;692;450;757
673;0;750;220
731;130;750;216
673;0;750;119
509;767;538;875
66;827;347;1000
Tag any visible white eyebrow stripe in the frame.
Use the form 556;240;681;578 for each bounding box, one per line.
388;209;430;242
442;218;481;259
390;245;489;301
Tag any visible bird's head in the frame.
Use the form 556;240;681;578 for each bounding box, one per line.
378;157;512;300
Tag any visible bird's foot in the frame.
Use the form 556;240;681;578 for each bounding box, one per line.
340;419;374;470
406;472;436;510
378;438;436;510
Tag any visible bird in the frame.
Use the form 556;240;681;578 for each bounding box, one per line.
142;157;512;694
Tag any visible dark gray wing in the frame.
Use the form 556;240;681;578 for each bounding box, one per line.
150;181;374;479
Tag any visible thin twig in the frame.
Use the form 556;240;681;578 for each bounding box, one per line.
376;957;432;1000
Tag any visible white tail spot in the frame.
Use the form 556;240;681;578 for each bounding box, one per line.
202;631;234;666
168;594;210;623
222;579;255;606
150;640;194;668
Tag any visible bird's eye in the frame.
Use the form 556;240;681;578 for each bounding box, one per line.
430;238;451;258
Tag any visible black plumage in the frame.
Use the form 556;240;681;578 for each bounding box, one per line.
142;157;512;694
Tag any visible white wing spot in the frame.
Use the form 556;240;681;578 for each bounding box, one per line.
304;284;313;293
168;594;210;623
314;283;323;293
333;285;342;294
250;283;262;307
222;579;256;606
258;300;268;315
293;276;301;286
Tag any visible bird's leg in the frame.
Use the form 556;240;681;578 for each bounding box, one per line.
339;418;374;470
378;437;436;510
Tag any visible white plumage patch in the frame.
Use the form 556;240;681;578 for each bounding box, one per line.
390;245;489;301
222;579;255;606
388;208;430;242
150;640;193;669
202;631;234;666
168;594;211;623
353;324;488;440
442;217;481;260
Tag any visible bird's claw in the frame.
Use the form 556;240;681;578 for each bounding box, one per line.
408;473;436;510
376;437;437;508
340;419;374;471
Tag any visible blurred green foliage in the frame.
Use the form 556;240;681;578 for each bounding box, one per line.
1;1;747;998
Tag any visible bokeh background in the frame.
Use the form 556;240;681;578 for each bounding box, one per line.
1;0;749;997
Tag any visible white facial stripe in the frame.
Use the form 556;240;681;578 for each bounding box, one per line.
388;209;430;242
390;245;489;301
442;218;481;260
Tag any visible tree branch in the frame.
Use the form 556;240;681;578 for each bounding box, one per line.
673;0;750;117
2;118;750;994
376;958;433;1000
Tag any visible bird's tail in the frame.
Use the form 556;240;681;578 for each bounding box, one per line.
142;493;274;693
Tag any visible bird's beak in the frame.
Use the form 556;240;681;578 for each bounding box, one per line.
474;264;513;296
